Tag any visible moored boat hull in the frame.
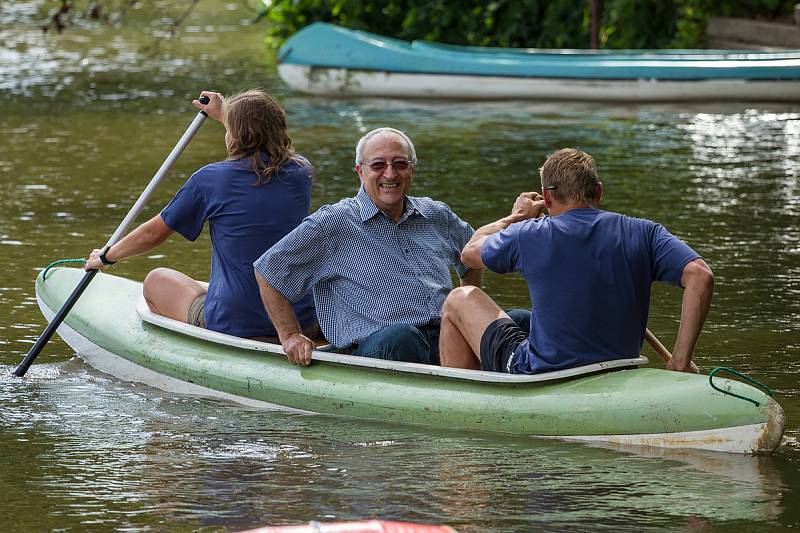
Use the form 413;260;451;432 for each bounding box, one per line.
279;64;800;102
35;268;786;454
276;23;800;101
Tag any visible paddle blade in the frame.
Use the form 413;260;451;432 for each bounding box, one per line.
13;269;98;377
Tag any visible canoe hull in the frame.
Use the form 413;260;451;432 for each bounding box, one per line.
35;268;785;454
279;64;800;102
276;22;800;101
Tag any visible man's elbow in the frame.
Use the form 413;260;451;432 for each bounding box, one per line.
460;246;482;270
685;259;715;293
255;270;277;295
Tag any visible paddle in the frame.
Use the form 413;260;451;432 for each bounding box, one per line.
644;327;700;373
12;96;211;378
644;328;672;364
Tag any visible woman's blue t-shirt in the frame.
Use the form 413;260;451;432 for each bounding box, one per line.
160;155;316;337
481;208;700;374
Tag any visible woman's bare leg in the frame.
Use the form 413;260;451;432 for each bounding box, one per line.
143;267;207;323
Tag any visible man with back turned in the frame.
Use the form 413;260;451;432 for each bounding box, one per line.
439;148;713;375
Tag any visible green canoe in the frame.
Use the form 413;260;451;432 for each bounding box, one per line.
35;267;786;454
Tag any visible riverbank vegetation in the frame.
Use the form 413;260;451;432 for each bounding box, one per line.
38;0;798;49
260;0;797;48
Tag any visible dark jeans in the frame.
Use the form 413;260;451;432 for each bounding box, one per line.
350;308;531;366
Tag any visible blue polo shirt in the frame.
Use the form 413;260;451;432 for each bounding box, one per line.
254;187;474;348
161;155;316;337
481;208;700;374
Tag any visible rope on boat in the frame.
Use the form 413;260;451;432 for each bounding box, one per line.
708;367;773;407
41;259;86;281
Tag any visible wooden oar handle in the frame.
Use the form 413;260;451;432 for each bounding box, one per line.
644;328;672;364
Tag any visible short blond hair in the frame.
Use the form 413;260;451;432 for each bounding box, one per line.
539;148;599;204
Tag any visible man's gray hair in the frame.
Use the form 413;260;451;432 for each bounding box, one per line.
354;127;417;165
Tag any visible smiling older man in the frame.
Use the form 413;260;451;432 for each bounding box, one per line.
253;127;494;366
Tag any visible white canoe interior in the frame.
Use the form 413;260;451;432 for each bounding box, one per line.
136;296;648;384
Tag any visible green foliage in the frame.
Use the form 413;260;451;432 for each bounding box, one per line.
261;0;592;49
601;0;680;49
260;0;799;49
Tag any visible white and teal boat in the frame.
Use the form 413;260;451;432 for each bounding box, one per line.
36;267;786;454
277;22;800;101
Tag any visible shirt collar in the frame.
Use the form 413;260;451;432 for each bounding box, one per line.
355;186;427;223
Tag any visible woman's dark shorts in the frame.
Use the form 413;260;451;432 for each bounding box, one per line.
479;317;528;373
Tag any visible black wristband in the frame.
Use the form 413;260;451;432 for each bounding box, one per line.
99;249;116;265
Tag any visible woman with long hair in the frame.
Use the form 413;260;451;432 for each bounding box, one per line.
85;90;318;340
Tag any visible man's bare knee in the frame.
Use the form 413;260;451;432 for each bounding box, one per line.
443;286;468;315
446;285;485;306
443;286;484;325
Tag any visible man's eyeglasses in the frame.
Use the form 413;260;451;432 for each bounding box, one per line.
366;159;414;173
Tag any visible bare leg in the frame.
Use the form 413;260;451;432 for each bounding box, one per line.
440;297;480;370
143;267;207;323
439;286;511;369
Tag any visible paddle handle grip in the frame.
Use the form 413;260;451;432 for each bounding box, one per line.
13;270;98;377
197;94;210;115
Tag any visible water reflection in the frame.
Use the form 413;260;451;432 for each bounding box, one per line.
1;1;799;530
0;97;800;531
0;360;790;531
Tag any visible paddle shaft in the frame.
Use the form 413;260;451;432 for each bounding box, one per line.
13;100;210;378
644;327;672;364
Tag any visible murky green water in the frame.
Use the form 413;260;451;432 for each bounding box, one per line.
1;2;799;531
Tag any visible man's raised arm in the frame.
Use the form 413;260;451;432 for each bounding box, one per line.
461;192;545;269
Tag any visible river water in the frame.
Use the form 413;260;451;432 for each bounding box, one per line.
1;2;799;531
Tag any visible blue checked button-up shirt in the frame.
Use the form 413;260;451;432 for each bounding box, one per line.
254;187;475;348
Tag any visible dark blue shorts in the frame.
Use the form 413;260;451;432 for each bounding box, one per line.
479;318;527;373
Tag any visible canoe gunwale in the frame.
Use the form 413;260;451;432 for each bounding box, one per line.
136;297;648;384
410;39;800;60
282;62;800;82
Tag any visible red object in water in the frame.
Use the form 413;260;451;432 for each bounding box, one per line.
240;520;458;533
